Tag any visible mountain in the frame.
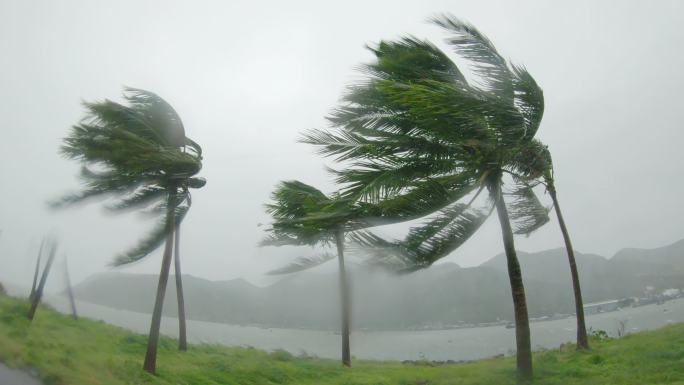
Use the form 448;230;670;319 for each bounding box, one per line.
611;238;684;275
73;238;684;330
482;238;684;303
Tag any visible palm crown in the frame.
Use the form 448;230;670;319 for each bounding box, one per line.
303;16;550;269
53;88;205;265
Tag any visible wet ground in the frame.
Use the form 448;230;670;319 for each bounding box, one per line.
0;363;41;385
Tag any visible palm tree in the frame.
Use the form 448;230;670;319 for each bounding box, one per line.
28;239;57;321
53;88;205;373
29;238;45;302
511;139;589;349
262;180;374;367
63;256;78;320
170;179;205;351
302;16;549;380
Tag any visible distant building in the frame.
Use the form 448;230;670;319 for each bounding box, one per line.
583;299;620;315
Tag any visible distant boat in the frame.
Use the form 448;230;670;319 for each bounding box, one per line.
505;322;515;329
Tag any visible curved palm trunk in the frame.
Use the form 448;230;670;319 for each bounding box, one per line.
29;239;45;302
492;177;533;382
28;242;57;321
174;223;188;351
549;185;588;349
143;186;177;374
334;230;351;367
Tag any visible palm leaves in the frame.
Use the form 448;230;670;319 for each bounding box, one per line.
266;253;337;275
308;15;549;265
507;182;551;236
53;88;204;264
262;180;350;246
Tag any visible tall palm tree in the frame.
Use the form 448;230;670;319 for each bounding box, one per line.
169;179;204;351
302;16;549;380
262;180;374;367
53;88;205;374
511;139;589;349
110;171;205;354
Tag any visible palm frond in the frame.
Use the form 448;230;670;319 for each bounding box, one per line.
265;180;330;220
351;200;491;271
123;87;187;147
430;14;513;102
507;182;550;235
111;204;189;266
105;186;166;212
185;177;207;189
348;230;418;273
507;139;553;182
402;201;491;266
354;173;479;226
364;36;467;85
266;253;336;275
511;65;544;140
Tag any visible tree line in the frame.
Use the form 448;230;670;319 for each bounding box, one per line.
29;14;588;384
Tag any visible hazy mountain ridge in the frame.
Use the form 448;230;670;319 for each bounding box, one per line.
73;239;684;330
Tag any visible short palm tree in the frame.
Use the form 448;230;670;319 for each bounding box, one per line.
53;88;205;373
27;239;57;321
29;238;45;302
302;16;549;380
511;139;589;349
262;157;488;367
262;180;370;367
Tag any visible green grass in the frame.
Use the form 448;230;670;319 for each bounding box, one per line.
1;294;683;385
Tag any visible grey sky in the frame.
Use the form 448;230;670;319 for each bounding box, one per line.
1;0;683;288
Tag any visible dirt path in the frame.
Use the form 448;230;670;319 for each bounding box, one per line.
0;363;41;385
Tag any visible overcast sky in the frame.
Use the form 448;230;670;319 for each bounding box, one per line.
1;0;683;289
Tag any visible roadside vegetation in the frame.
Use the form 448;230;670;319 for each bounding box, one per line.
1;295;683;385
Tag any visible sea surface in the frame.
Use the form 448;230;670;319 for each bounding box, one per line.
43;295;684;361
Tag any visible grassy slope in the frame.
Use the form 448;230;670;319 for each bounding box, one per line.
1;295;683;385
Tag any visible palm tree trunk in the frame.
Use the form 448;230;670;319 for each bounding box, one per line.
29;239;45;302
549;185;588;349
143;186;177;374
28;241;57;321
492;176;533;382
174;223;188;351
334;230;352;367
64;257;78;320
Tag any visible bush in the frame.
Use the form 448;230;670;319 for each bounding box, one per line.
588;328;610;341
270;349;294;362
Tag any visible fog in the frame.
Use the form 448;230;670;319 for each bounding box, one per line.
1;0;683;291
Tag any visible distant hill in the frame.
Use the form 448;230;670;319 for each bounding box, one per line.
73;238;684;330
483;238;684;303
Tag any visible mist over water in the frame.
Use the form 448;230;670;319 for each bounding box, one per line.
42;294;684;361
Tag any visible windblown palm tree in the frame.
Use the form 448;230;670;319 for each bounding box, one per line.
262;180;367;367
27;239;57;321
510;139;589;349
63;256;78;320
29;238;45;302
302;16;549;380
53;88;205;373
